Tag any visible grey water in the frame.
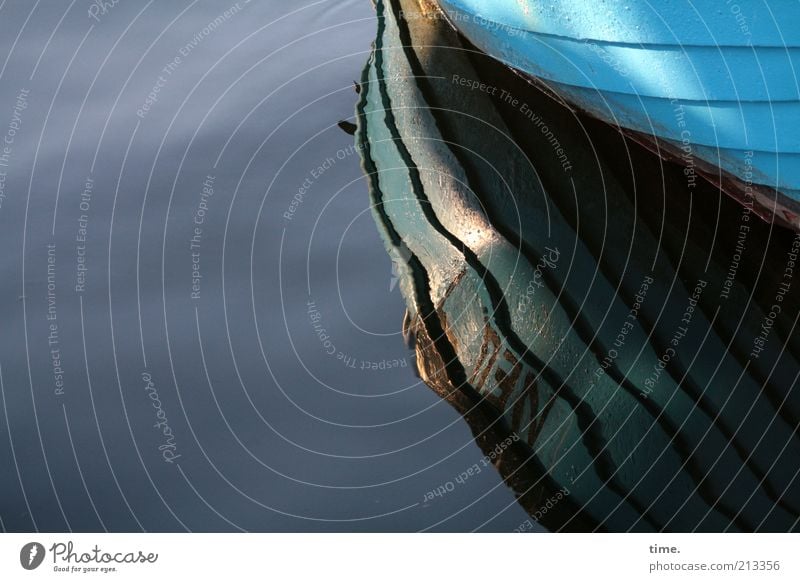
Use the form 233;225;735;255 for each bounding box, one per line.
0;0;531;531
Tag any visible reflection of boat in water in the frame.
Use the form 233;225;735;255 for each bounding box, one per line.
435;0;800;232
356;0;800;531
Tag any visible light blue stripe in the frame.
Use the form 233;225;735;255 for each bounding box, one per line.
438;0;800;47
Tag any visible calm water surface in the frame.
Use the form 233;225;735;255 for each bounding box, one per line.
0;0;531;531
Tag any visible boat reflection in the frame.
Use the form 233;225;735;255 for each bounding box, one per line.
356;0;800;532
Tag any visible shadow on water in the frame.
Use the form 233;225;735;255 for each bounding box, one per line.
357;0;800;532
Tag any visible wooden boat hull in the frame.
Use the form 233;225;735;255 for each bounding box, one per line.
436;0;800;230
357;0;800;531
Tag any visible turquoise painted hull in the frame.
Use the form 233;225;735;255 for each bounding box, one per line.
357;0;800;531
436;0;800;229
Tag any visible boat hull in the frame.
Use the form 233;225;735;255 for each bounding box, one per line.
357;0;800;531
436;0;800;230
